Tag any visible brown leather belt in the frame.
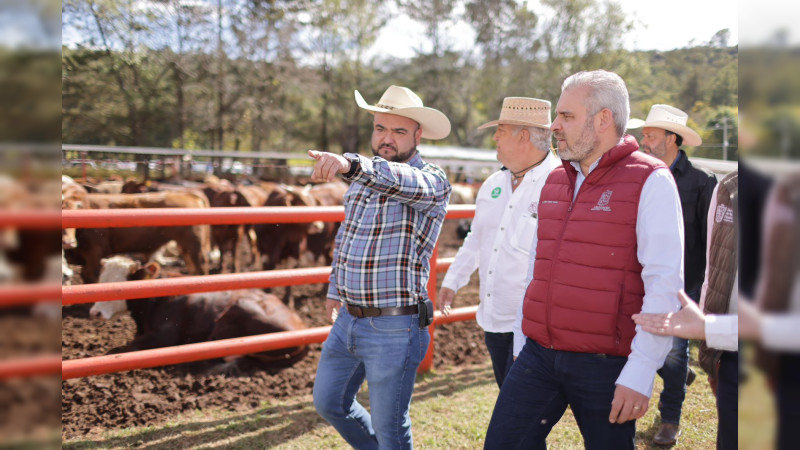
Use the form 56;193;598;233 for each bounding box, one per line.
346;304;418;318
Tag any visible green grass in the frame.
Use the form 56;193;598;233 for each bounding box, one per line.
63;344;733;449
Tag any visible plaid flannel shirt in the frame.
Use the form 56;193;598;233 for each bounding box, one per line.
327;151;451;308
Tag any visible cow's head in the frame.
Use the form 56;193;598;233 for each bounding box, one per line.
89;256;159;320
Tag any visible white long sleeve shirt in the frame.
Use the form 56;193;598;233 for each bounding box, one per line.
513;156;683;398
441;151;560;333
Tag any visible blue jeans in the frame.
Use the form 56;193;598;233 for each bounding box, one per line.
313;306;430;450
656;336;689;424
484;331;514;388
656;288;697;425
484;339;635;450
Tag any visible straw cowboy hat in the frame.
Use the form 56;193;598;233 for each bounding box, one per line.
627;104;702;147
478;97;551;130
354;85;451;140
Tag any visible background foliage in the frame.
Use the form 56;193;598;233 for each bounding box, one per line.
61;0;738;160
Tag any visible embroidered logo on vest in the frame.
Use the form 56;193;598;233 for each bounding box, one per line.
591;190;613;212
715;204;734;223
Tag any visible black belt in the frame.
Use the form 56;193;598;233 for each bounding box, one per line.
346;304;418;318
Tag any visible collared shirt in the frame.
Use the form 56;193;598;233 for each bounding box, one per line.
513;154;683;398
669;150;683;171
327;151;451;308
441;151;560;332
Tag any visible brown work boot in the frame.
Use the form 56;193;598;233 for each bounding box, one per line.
653;423;681;447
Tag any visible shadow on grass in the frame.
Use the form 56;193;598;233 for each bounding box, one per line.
62;401;327;449
62;363;496;450
413;363;496;402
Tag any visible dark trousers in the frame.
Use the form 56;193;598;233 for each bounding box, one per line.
716;351;738;450
777;354;800;450
655;288;698;425
484;331;514;388
484;339;635;450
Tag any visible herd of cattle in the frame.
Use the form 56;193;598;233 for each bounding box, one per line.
56;173;476;372
62;176;350;282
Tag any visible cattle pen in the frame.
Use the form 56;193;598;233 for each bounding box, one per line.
0;204;478;381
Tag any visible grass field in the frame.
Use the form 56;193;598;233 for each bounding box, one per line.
62;343;748;449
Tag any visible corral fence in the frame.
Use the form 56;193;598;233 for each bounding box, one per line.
0;204;477;380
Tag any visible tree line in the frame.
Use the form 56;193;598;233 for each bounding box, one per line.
61;0;738;161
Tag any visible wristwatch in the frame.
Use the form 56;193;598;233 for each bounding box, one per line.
343;154;360;177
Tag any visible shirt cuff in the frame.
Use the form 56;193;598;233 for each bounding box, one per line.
705;315;738;351
760;315;800;352
615;358;658;398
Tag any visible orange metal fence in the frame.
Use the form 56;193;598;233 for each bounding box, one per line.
1;204;476;380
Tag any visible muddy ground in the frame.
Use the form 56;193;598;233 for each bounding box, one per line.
61;221;488;439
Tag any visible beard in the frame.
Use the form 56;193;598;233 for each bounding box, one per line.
555;118;598;162
641;141;666;160
372;143;417;163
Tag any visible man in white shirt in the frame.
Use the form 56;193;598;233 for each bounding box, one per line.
438;96;559;388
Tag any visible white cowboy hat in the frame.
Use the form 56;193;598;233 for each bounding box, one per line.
478;97;551;130
354;85;451;140
627;104;702;147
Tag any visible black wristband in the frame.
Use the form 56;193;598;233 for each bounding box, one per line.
344;156;359;177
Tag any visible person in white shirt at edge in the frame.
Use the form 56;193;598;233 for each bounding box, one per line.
486;70;683;450
438;97;560;388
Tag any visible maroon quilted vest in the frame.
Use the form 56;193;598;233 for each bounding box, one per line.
522;136;665;356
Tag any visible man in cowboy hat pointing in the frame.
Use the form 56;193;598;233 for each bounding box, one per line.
309;85;451;449
438;97;559;388
628;104;717;447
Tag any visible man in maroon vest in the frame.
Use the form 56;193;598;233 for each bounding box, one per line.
485;70;684;450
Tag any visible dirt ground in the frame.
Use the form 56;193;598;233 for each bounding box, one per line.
61;220;488;440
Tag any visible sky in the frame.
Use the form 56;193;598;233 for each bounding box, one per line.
739;0;800;46
369;0;740;60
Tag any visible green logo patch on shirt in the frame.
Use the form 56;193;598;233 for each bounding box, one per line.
491;187;502;198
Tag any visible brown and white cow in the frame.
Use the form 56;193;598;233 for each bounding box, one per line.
63;191;212;284
89;256;308;370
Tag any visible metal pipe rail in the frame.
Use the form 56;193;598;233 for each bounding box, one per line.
62;267;332;305
61;306;478;380
0;355;61;380
0;284;61;308
65;260;452;306
62;204;476;228
0;205;471;379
